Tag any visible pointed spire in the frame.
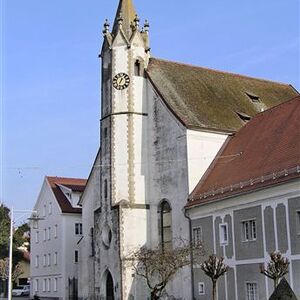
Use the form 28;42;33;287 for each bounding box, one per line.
112;0;137;39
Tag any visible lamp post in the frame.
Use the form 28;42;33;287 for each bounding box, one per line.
8;208;43;300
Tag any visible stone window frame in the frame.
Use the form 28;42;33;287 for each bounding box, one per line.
219;223;229;246
75;223;83;235
198;282;205;295
158;199;172;250
192;226;203;245
242;219;257;242
245;281;259;300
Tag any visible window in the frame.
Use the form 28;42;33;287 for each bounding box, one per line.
219;223;228;245
34;279;39;293
48;227;51;240
297;211;300;234
242;220;257;241
66;192;72;200
47;278;51;292
75;223;83;235
246;282;258;300
43;205;46;217
104;179;108;199
43;255;47;267
193;227;202;245
54;224;58;238
54;252;58;265
53;278;58;292
47;253;51;266
134;60;141;76
49;202;52;215
198;282;205;295
90;227;95;257
35;231;39;243
75;250;79;263
35;256;39;268
42;279;46;292
43;229;46;241
160;201;172;250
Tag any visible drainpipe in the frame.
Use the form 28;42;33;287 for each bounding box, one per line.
184;209;195;300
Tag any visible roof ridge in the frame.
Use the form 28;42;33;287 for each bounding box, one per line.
46;176;87;182
150;57;295;87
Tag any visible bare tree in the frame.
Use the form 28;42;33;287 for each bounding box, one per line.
260;251;289;289
200;255;229;300
130;240;203;300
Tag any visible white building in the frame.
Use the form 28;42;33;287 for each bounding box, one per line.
30;176;86;300
78;0;299;299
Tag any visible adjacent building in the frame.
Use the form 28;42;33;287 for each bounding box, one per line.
186;96;300;300
78;0;299;299
30;176;86;300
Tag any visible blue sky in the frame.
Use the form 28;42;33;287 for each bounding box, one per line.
1;0;299;215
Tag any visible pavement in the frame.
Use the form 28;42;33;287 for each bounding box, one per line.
0;297;30;300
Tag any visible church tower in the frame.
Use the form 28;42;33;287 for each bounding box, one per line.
95;0;151;299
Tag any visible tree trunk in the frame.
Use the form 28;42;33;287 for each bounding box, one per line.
151;290;160;300
274;278;279;289
212;280;216;300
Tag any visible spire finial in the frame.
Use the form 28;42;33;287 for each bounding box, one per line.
134;14;140;29
102;19;110;35
117;13;124;27
144;20;150;33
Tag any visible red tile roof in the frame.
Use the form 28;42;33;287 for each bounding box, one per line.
46;177;87;213
187;96;300;207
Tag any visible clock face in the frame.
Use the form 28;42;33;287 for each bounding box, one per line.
112;73;130;90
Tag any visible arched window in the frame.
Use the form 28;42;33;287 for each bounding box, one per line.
160;201;172;250
134;59;144;77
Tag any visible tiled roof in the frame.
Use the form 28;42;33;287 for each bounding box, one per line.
146;58;298;132
46;177;87;214
187;96;300;207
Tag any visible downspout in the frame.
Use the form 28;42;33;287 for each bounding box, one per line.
184;209;195;300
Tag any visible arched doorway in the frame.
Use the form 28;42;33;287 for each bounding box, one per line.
106;271;114;300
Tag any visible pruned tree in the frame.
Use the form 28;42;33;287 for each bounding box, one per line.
130;240;204;300
260;251;289;289
200;255;229;300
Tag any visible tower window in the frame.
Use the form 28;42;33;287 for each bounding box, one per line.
134;60;141;76
160;201;172;250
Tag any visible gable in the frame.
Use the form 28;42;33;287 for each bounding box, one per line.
147;58;298;132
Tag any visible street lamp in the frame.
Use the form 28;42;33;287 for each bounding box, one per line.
8;208;43;300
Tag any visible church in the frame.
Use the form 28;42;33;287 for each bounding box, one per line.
77;0;299;299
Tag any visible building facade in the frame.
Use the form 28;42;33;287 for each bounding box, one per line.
186;97;300;300
78;0;299;299
30;176;86;300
